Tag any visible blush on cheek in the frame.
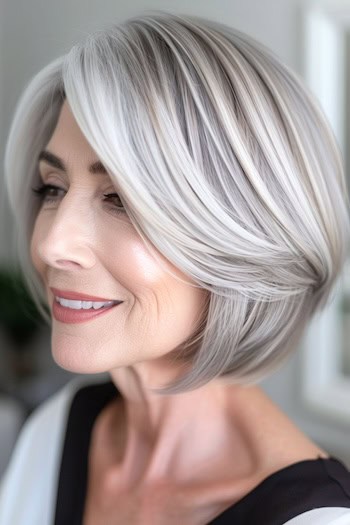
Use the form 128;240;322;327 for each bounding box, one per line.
125;242;168;283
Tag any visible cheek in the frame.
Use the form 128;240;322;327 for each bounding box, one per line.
104;227;170;292
143;284;208;356
118;238;208;341
167;285;208;337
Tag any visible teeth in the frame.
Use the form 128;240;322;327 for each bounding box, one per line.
56;297;115;310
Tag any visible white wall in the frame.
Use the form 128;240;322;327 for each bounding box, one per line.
1;0;349;465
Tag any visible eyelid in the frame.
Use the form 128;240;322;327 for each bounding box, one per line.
32;182;125;214
38;172;117;193
39;169;66;180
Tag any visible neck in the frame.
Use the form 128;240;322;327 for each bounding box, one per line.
109;359;228;439
108;359;246;486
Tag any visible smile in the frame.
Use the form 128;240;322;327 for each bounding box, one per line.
52;298;122;324
55;296;118;310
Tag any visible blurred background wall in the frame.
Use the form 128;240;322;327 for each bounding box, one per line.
1;0;349;477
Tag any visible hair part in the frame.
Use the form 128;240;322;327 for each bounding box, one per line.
4;11;350;394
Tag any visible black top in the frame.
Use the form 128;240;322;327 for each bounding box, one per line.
53;380;350;525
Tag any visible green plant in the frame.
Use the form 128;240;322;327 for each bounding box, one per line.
0;266;43;349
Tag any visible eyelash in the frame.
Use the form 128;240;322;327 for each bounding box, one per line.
31;183;125;215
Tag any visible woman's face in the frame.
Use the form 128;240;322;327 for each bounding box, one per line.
30;101;208;374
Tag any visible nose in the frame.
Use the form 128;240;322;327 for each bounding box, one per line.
34;196;97;270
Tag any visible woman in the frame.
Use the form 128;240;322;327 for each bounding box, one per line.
0;11;350;525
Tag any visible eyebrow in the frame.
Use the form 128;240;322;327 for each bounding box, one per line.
37;150;108;175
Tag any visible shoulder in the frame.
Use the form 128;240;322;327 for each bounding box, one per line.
284;507;350;524
225;456;350;525
283;456;350;524
274;457;350;524
0;373;109;525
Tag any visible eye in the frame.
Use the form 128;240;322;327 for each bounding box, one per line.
102;193;125;215
31;183;65;203
31;184;126;216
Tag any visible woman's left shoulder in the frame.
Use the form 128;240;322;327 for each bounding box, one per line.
285;506;350;525
277;456;350;524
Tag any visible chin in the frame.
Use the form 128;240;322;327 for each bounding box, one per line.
50;337;138;375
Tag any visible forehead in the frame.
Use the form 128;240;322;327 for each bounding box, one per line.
45;101;96;160
40;101;105;172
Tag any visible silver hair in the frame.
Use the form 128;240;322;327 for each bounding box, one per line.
4;11;350;394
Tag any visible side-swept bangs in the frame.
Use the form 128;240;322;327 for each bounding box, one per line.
4;12;350;394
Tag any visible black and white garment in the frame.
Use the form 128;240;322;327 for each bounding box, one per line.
0;375;350;525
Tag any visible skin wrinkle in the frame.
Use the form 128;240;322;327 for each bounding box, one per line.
31;98;211;416
3;14;347;392
1;13;348;523
31;109;328;493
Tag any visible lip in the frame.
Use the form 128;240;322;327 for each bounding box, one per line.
52;299;121;324
50;287;120;302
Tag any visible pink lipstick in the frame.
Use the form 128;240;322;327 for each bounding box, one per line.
52;299;121;324
50;287;119;302
49;287;123;324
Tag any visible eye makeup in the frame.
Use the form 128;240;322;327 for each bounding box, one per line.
31;183;126;216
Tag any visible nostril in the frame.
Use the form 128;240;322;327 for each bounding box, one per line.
56;260;81;268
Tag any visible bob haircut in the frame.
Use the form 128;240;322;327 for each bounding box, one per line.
4;11;350;395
